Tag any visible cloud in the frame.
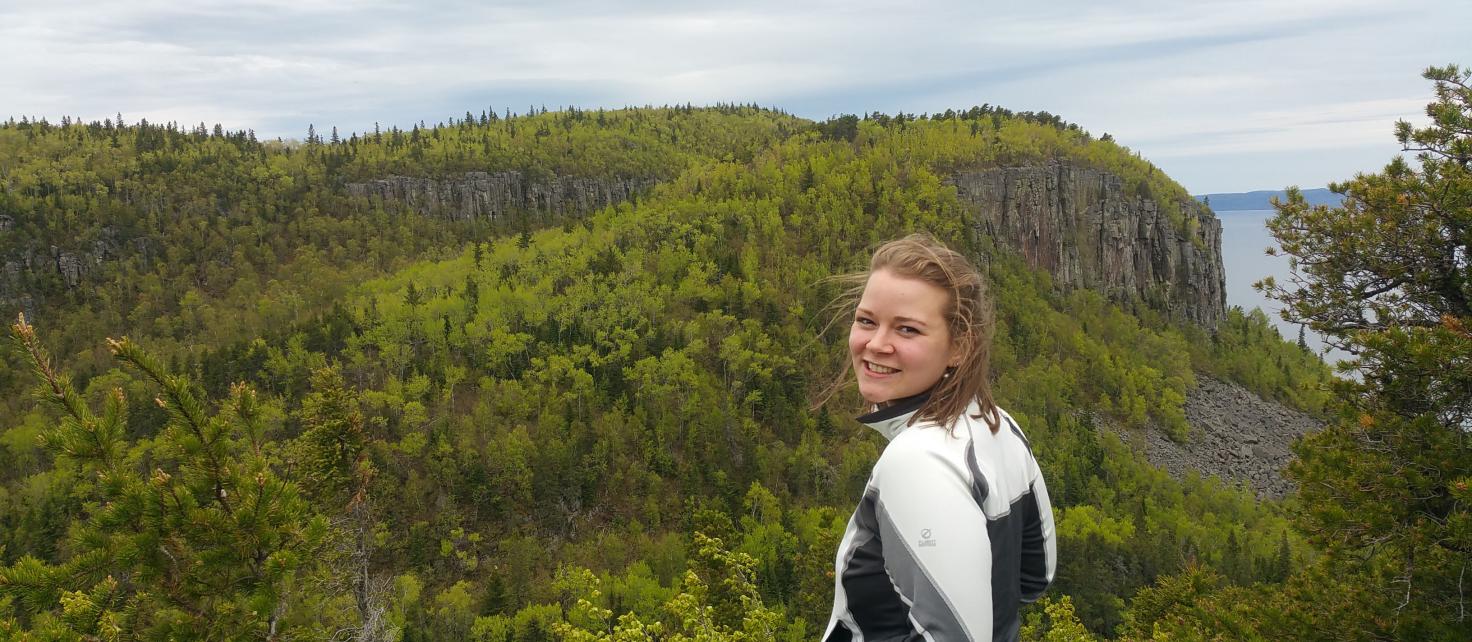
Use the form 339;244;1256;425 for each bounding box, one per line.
1;0;1466;192
1130;97;1426;157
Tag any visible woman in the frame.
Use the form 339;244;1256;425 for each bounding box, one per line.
822;234;1056;642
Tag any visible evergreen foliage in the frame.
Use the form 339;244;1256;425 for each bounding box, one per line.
1259;64;1472;639
4;314;324;639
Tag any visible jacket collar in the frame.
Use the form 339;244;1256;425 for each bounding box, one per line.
856;389;932;441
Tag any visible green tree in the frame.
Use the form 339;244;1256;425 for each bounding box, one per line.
2;315;325;639
552;533;804;642
1020;596;1096;641
1263;64;1472;639
289;367;395;640
465;274;480;318
295;367;371;503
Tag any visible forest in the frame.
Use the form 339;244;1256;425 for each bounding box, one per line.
0;66;1466;641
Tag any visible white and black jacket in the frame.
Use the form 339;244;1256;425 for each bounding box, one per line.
823;393;1056;642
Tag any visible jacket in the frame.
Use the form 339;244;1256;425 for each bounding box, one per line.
823;393;1056;642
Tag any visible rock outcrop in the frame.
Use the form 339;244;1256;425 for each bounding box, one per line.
948;163;1226;327
1;233;130;320
345;171;657;221
0;172;656;313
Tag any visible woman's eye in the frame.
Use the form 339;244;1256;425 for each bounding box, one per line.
898;326;919;335
854;317;874;327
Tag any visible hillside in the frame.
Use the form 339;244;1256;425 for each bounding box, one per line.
1195;187;1344;211
0;107;1334;639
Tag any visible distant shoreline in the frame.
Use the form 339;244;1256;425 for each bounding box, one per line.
1194;187;1343;212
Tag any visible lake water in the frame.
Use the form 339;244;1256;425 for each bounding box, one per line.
1216;209;1351;367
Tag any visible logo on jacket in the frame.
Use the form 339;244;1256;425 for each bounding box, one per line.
919;528;936;548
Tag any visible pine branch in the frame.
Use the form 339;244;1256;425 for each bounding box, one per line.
109;336;236;516
12;313;89;425
10;314;124;469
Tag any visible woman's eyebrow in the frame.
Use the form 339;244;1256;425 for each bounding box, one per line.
854;308;929;327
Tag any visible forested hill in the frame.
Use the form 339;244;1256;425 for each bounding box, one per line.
0;106;1224;344
1;106;1334;639
1194;187;1344;211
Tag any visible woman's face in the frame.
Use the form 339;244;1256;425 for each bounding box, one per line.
849;268;957;405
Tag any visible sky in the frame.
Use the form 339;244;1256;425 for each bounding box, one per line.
3;0;1466;194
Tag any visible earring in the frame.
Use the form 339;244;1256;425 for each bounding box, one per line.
942;368;952;379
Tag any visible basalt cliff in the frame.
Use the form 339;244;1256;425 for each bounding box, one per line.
948;163;1225;328
344;171;657;222
0;172;654;321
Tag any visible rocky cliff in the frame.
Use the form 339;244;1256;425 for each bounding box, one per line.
947;162;1226;328
344;171;657;221
0;223;136;323
0;172;657;315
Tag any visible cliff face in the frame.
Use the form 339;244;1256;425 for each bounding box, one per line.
0;224;132;323
946;162;1226;327
344;171;657;221
0;173;656;316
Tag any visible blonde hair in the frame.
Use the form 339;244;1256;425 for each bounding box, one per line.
819;233;1001;433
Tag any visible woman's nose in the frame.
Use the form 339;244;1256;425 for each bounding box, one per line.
867;329;895;353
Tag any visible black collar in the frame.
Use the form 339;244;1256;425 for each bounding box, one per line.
856;388;932;424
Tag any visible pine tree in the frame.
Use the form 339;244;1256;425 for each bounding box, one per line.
293;367;391;640
1222;529;1249;585
296;367;369;503
1264;64;1472;638
465;274;480;318
1;314;324;639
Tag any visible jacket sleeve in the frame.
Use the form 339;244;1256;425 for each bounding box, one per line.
1018;446;1056;602
870;437;993;641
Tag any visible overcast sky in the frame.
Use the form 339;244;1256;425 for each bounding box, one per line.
3;0;1466;193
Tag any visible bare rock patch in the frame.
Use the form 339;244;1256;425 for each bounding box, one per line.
1111;375;1322;500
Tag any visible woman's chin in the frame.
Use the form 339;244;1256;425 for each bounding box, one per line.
857;386;890;406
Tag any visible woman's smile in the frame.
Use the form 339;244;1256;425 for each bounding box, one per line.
864;361;900;375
